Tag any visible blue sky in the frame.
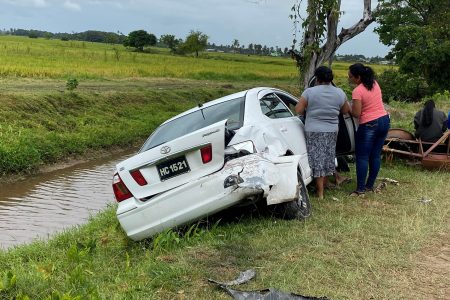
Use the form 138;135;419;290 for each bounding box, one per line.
0;0;390;57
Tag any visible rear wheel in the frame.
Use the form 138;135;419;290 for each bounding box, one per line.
271;170;311;220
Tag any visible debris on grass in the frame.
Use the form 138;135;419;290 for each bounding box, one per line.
208;269;329;300
379;177;400;185
375;182;387;193
208;269;256;286
220;287;329;300
418;197;432;204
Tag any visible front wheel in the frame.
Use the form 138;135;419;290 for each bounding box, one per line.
270;170;311;220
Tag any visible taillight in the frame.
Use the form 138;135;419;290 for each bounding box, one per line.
200;144;212;164
130;169;148;186
112;173;134;202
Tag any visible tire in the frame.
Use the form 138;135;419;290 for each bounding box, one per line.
271;170;311;220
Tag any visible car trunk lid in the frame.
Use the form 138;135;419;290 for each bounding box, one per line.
116;120;226;200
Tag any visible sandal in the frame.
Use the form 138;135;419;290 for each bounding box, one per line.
349;190;365;197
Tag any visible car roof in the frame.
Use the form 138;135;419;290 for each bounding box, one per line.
161;87;273;125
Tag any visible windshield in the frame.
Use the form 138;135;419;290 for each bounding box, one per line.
140;96;245;152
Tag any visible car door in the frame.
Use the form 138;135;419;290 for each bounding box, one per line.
257;90;311;180
336;112;357;155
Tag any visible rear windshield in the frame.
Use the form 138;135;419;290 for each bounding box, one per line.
140;97;245;152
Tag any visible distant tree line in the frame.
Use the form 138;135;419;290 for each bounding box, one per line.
205;42;290;57
0;28;300;58
1;28;127;44
334;54;392;64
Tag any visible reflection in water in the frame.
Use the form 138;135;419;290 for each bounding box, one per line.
0;150;136;249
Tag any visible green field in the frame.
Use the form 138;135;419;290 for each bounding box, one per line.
0;35;391;82
0;35;299;81
0;35;449;299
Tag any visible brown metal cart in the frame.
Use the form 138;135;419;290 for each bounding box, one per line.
383;128;450;170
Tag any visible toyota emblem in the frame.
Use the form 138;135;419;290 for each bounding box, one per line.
160;146;171;154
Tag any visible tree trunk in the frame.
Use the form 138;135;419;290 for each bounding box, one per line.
296;0;375;89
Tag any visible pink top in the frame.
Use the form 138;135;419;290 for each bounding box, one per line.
352;81;387;124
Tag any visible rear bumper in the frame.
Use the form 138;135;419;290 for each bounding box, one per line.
117;154;301;241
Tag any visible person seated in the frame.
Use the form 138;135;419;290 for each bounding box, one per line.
413;100;447;142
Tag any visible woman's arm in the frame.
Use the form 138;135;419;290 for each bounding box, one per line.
295;96;308;115
340;101;351;114
351;99;362;118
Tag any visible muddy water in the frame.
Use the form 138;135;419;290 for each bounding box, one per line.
0;149;136;249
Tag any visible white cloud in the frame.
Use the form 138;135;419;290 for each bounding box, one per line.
63;0;81;11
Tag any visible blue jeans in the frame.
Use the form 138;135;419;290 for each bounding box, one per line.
355;114;390;192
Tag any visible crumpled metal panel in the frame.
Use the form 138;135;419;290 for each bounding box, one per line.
265;156;300;205
231;125;289;157
208;269;329;300
222;287;329;300
220;154;300;205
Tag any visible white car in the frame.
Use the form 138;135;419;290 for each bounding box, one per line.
112;87;356;241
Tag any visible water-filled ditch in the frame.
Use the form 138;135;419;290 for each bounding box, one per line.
0;149;135;249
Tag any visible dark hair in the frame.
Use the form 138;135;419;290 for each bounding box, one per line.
422;99;435;127
314;66;333;83
349;63;375;90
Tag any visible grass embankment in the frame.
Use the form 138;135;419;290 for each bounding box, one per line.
1;36;449;299
0;86;245;176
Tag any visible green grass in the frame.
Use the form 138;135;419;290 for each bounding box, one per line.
0;36;299;82
1;164;449;299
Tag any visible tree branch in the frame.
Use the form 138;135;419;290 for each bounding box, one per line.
337;0;375;46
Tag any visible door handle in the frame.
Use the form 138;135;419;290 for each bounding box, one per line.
280;127;288;132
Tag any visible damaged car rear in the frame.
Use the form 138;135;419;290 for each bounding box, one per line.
112;87;355;241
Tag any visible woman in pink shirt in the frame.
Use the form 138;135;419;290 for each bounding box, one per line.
348;63;390;196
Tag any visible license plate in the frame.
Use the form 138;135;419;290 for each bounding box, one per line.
157;156;190;181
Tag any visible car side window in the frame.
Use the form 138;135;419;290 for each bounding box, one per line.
259;93;293;119
275;92;298;115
